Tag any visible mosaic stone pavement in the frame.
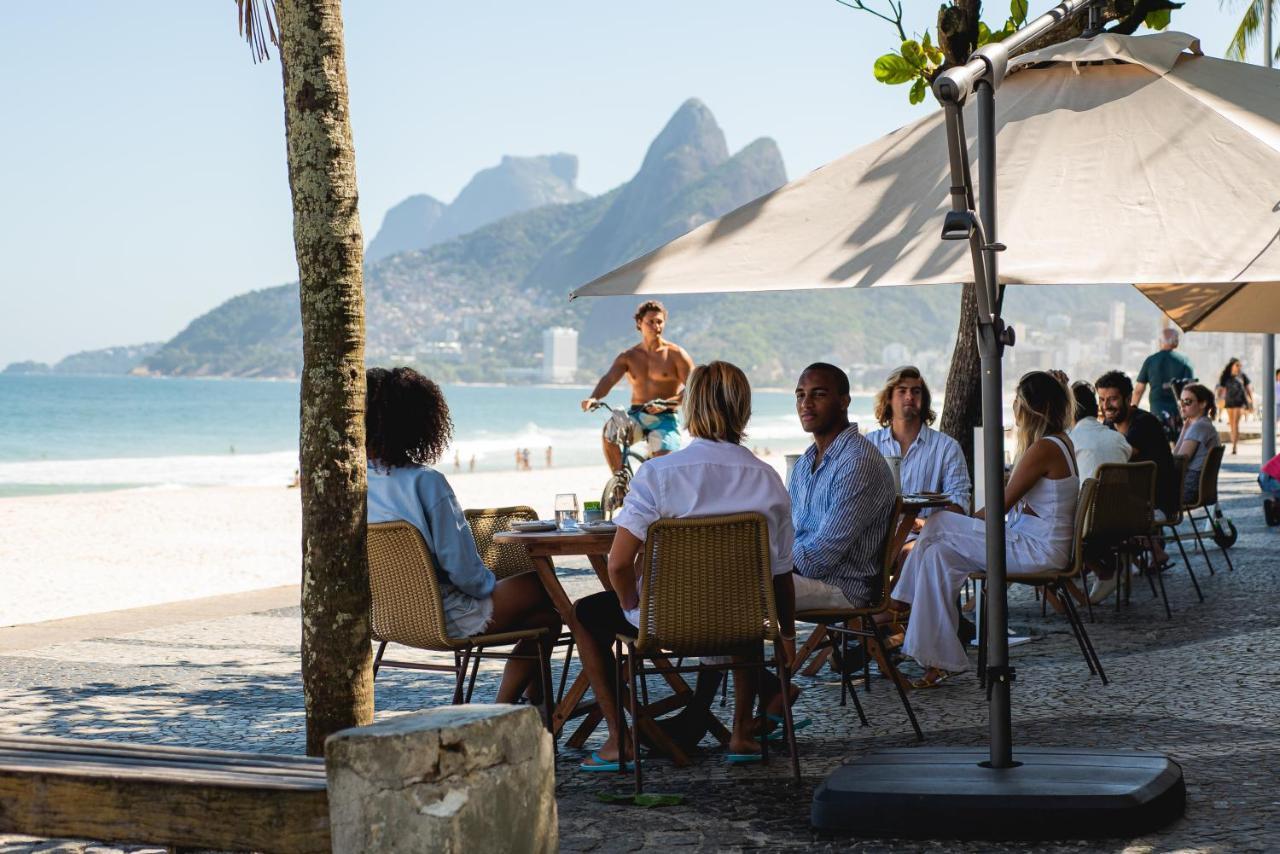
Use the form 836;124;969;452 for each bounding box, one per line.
1;457;1277;852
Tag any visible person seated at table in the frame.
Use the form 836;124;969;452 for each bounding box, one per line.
572;361;795;770
1174;383;1221;503
1260;452;1280;526
865;366;971;561
891;371;1079;688
364;366;562;704
1068;380;1131;480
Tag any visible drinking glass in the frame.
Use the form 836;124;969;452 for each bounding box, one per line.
555;493;579;531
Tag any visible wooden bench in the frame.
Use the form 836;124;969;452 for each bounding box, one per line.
0;735;329;853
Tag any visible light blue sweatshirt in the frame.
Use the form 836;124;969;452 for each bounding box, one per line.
366;463;496;599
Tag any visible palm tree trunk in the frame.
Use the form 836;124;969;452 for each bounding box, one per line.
940;282;981;472
276;0;373;756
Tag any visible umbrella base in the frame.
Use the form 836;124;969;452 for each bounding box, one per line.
811;746;1184;840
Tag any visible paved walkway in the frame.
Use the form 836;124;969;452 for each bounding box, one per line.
1;455;1277;852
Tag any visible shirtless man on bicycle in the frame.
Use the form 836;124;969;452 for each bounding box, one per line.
580;300;695;472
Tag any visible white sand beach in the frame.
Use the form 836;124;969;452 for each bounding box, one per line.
2;460;797;628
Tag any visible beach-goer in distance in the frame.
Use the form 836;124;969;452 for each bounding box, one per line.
1068;380;1131;481
572;361;795;769
1174;383;1221;504
521;448;532;471
892;371;1079;688
468;454;476;472
1217;358;1253;455
545;446;553;468
1133;328;1193;431
865;365;971;526
365;367;561;705
580;299;695;471
453;450;461;472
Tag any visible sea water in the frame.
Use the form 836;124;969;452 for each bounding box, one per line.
0;374;874;497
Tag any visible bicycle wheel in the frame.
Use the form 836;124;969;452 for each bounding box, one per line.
601;472;630;520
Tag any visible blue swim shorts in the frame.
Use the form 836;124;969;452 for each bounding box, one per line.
627;405;683;453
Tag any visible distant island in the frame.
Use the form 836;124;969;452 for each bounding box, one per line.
4;343;161;376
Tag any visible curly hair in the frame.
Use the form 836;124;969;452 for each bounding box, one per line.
365;366;454;469
1094;370;1133;401
873;365;935;427
634;299;666;328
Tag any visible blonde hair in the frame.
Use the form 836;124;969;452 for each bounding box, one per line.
683;361;751;444
1013;371;1070;461
874;365;935;427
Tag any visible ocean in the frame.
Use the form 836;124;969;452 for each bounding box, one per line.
0;375;878;497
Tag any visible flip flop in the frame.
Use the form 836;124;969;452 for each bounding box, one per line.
910;668;957;690
725;752;764;764
579;750;634;772
762;713;813;741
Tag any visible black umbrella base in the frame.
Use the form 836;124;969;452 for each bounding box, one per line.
812;746;1184;840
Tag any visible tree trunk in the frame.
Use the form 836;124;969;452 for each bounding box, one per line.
940;282;982;471
276;0;373;757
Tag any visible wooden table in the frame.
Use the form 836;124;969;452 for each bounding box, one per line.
795;494;952;676
491;528;704;760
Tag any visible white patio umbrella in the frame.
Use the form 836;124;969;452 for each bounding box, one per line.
570;19;1266;837
574;31;1280;300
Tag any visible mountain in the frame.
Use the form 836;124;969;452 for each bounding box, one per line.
4;343;163;376
364;154;588;262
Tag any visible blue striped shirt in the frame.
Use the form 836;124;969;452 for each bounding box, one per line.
865;424;972;515
790;424;897;606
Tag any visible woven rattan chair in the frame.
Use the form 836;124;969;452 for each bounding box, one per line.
973;478;1107;685
1169;445;1234;575
464;505;578;704
366;520;555;730
613;513;800;794
1086;461;1183;620
794;497;923;741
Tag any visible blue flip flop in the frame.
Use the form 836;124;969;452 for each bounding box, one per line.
725;752;764;764
579;750;635;772
763;713;813;741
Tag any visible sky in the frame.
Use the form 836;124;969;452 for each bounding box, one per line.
0;2;1248;366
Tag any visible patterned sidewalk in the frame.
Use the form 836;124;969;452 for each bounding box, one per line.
1;455;1277;852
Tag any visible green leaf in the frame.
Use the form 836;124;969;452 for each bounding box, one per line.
901;39;925;69
1010;0;1029;26
909;77;927;105
977;21;992;44
873;53;918;85
922;30;933;52
1144;9;1171;31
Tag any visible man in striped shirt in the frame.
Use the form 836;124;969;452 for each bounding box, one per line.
790;363;897;610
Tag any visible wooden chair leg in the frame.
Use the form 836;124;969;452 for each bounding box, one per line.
774;640;802;784
627;643;644;795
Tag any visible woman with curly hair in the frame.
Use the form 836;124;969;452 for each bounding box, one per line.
890;371;1079;688
365;366;561;704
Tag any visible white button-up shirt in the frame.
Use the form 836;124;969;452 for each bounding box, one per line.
865;424;972;515
1069;417;1131;481
612;438;795;627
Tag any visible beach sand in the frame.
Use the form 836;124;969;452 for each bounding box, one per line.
5;460;777;627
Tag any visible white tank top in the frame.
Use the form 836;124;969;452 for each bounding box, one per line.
1013;435;1079;546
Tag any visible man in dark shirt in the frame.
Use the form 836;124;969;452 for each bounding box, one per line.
1097;370;1179;519
1133;328;1194;427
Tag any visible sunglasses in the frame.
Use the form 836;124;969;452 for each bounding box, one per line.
1179;398;1196;407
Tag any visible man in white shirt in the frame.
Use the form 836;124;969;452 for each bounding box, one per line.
865;367;971;571
1069;380;1132;480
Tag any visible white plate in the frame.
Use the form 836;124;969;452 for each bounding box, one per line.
578;521;618;533
510;520;557;533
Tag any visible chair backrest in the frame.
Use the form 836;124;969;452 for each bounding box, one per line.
634;513;777;656
1067;477;1101;579
1088;461;1156;541
465;505;539;580
1197;445;1226;507
866;496;906;613
1170;454;1190;521
365;521;454;651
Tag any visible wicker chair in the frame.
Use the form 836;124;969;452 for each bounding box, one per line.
465;505;578;704
614;513;800;794
1087;461;1182;620
1168;445;1234;575
366;520;555;730
794;497;923;741
973;478;1107;685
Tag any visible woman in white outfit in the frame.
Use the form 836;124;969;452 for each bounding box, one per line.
891;371;1079;688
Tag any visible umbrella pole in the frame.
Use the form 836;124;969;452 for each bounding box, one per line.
1264;4;1276;466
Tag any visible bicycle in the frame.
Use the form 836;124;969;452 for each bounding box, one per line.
586;399;675;519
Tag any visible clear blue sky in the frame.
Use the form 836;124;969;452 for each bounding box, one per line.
0;2;1245;365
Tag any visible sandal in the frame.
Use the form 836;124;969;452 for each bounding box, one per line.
579;750;634;773
762;712;813;741
910;667;958;689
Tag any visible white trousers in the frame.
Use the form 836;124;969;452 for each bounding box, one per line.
893;511;1065;673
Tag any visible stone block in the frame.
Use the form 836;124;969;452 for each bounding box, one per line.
325;705;557;854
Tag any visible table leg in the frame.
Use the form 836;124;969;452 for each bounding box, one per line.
553;671;592;737
794;625;829;675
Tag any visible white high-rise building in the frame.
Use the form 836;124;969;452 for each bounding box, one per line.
542;327;578;384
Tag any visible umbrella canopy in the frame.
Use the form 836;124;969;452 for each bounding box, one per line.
572;32;1280;307
1136;282;1280;332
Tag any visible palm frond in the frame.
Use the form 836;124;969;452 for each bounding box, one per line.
236;0;280;63
1223;0;1266;61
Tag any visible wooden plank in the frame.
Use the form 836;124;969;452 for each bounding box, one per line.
0;735;323;771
